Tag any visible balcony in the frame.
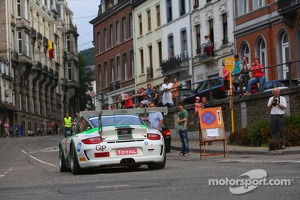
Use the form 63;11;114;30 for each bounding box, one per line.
278;0;300;14
115;80;120;89
161;53;189;75
37;32;42;40
109;82;115;91
11;51;19;62
43;37;48;47
31;27;37;38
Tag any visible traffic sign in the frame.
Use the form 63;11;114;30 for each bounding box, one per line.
224;57;235;73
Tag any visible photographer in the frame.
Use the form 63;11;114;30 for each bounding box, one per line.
267;88;287;149
239;56;250;94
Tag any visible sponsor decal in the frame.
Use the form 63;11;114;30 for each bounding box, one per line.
116;148;138;155
144;142;148;146
77;142;82;152
96;145;107;151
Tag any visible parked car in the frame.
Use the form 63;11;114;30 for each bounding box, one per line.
263;79;299;92
59;108;167;175
183;77;227;104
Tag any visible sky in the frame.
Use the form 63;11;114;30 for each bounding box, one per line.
66;0;100;52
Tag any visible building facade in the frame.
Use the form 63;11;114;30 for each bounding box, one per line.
234;0;300;81
0;0;79;135
90;0;135;108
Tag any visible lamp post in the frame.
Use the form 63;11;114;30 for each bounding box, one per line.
97;91;107;111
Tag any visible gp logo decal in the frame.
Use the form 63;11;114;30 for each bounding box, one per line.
96;145;106;151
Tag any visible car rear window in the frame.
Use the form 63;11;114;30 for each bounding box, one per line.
90;115;143;127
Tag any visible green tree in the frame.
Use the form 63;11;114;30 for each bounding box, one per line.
77;53;94;111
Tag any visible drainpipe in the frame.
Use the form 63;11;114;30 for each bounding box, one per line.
189;0;194;89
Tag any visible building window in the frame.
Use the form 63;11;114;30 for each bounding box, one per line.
109;24;113;47
238;0;249;16
110;58;114;82
129;13;133;38
147;10;151;31
222;13;228;45
116;56;120;80
240;42;250;63
167;0;172;22
103;28;107;50
104;62;108;86
157;41;162;67
67;35;71;52
206;0;212;3
19;93;22;110
181;29;187;59
24;0;28;20
253;0;265;10
256;37;267;80
168;35;174;58
122;17;126;41
149;45;153;68
140;49;144;74
278;31;290;80
24;32;30;56
123;53;127;80
17;0;21;17
68;63;72;80
138;15;142;35
98;64;101;88
208;19;214;44
195;25;201;54
97;32;100;53
116;21;120;44
179;0;185;16
130;50;134;78
156;5;161;27
18;31;22;54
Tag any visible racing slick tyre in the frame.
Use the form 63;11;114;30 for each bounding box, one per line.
70;144;82;175
59;146;69;172
147;151;166;170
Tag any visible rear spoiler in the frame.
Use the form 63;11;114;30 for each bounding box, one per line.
79;107;168;117
79;107;168;136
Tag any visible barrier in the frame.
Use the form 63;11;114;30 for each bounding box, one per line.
198;107;229;159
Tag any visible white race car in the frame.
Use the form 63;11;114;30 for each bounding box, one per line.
59;107;168;175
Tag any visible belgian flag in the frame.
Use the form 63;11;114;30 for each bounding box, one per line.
48;40;54;60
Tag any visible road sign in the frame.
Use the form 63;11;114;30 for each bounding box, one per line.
224;57;235;73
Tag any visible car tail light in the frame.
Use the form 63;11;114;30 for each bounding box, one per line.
147;133;161;140
82;136;103;144
161;129;171;136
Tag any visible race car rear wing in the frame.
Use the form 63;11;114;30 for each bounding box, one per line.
79;107;168;117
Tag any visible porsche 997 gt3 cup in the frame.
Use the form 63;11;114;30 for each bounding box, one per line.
59;107;168;175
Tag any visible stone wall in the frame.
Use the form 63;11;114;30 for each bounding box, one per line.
165;87;300;140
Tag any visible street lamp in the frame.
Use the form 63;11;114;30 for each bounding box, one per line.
97;91;107;110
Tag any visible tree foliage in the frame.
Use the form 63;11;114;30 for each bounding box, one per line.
79;48;94;66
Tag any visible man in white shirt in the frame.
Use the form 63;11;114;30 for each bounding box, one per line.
267;87;287;149
161;77;174;108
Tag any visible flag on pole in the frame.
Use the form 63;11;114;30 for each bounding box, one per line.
48;40;54;60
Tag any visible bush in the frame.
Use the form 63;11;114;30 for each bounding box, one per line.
230;115;300;147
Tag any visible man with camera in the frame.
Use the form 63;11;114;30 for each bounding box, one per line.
267;87;287;149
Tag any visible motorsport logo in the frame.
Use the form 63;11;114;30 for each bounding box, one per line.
208;169;291;194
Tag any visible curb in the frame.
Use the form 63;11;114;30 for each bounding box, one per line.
171;146;300;155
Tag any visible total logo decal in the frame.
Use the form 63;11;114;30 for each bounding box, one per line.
96;145;107;151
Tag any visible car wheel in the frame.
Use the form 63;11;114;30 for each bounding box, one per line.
147;151;166;170
165;146;171;153
70;144;82;175
59;146;69;172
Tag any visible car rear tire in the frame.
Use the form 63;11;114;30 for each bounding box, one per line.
147;151;166;170
70;144;82;175
59;146;69;172
165;146;171;153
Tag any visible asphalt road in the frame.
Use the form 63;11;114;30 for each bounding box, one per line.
0;135;299;200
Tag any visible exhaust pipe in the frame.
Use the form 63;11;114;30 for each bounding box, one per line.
120;158;135;166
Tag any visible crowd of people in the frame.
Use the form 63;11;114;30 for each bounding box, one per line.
223;55;266;95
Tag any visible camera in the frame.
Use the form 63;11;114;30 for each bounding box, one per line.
272;99;278;106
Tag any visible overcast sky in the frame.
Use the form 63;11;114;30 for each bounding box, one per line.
67;0;100;52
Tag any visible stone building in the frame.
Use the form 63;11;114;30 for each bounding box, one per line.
0;0;79;135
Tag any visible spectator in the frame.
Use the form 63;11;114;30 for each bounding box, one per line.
62;113;73;137
202;35;212;57
267;88;287;149
4;121;9;138
139;84;152;108
171;77;180;107
177;102;189;156
161;77;174;108
239;56;251;94
222;60;230;94
110;104;115;110
232;55;242;92
148;102;163;131
28;129;34;136
117;95;124;109
124;93;134;109
244;58;266;95
149;86;159;106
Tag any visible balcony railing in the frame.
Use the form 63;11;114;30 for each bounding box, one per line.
161;53;189;73
146;67;153;79
115;80;120;89
31;27;37;38
278;0;300;13
37;32;42;40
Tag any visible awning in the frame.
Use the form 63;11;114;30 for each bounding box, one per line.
0;102;19;111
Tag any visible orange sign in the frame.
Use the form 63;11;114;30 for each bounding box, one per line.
224;57;235;73
198;107;224;129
